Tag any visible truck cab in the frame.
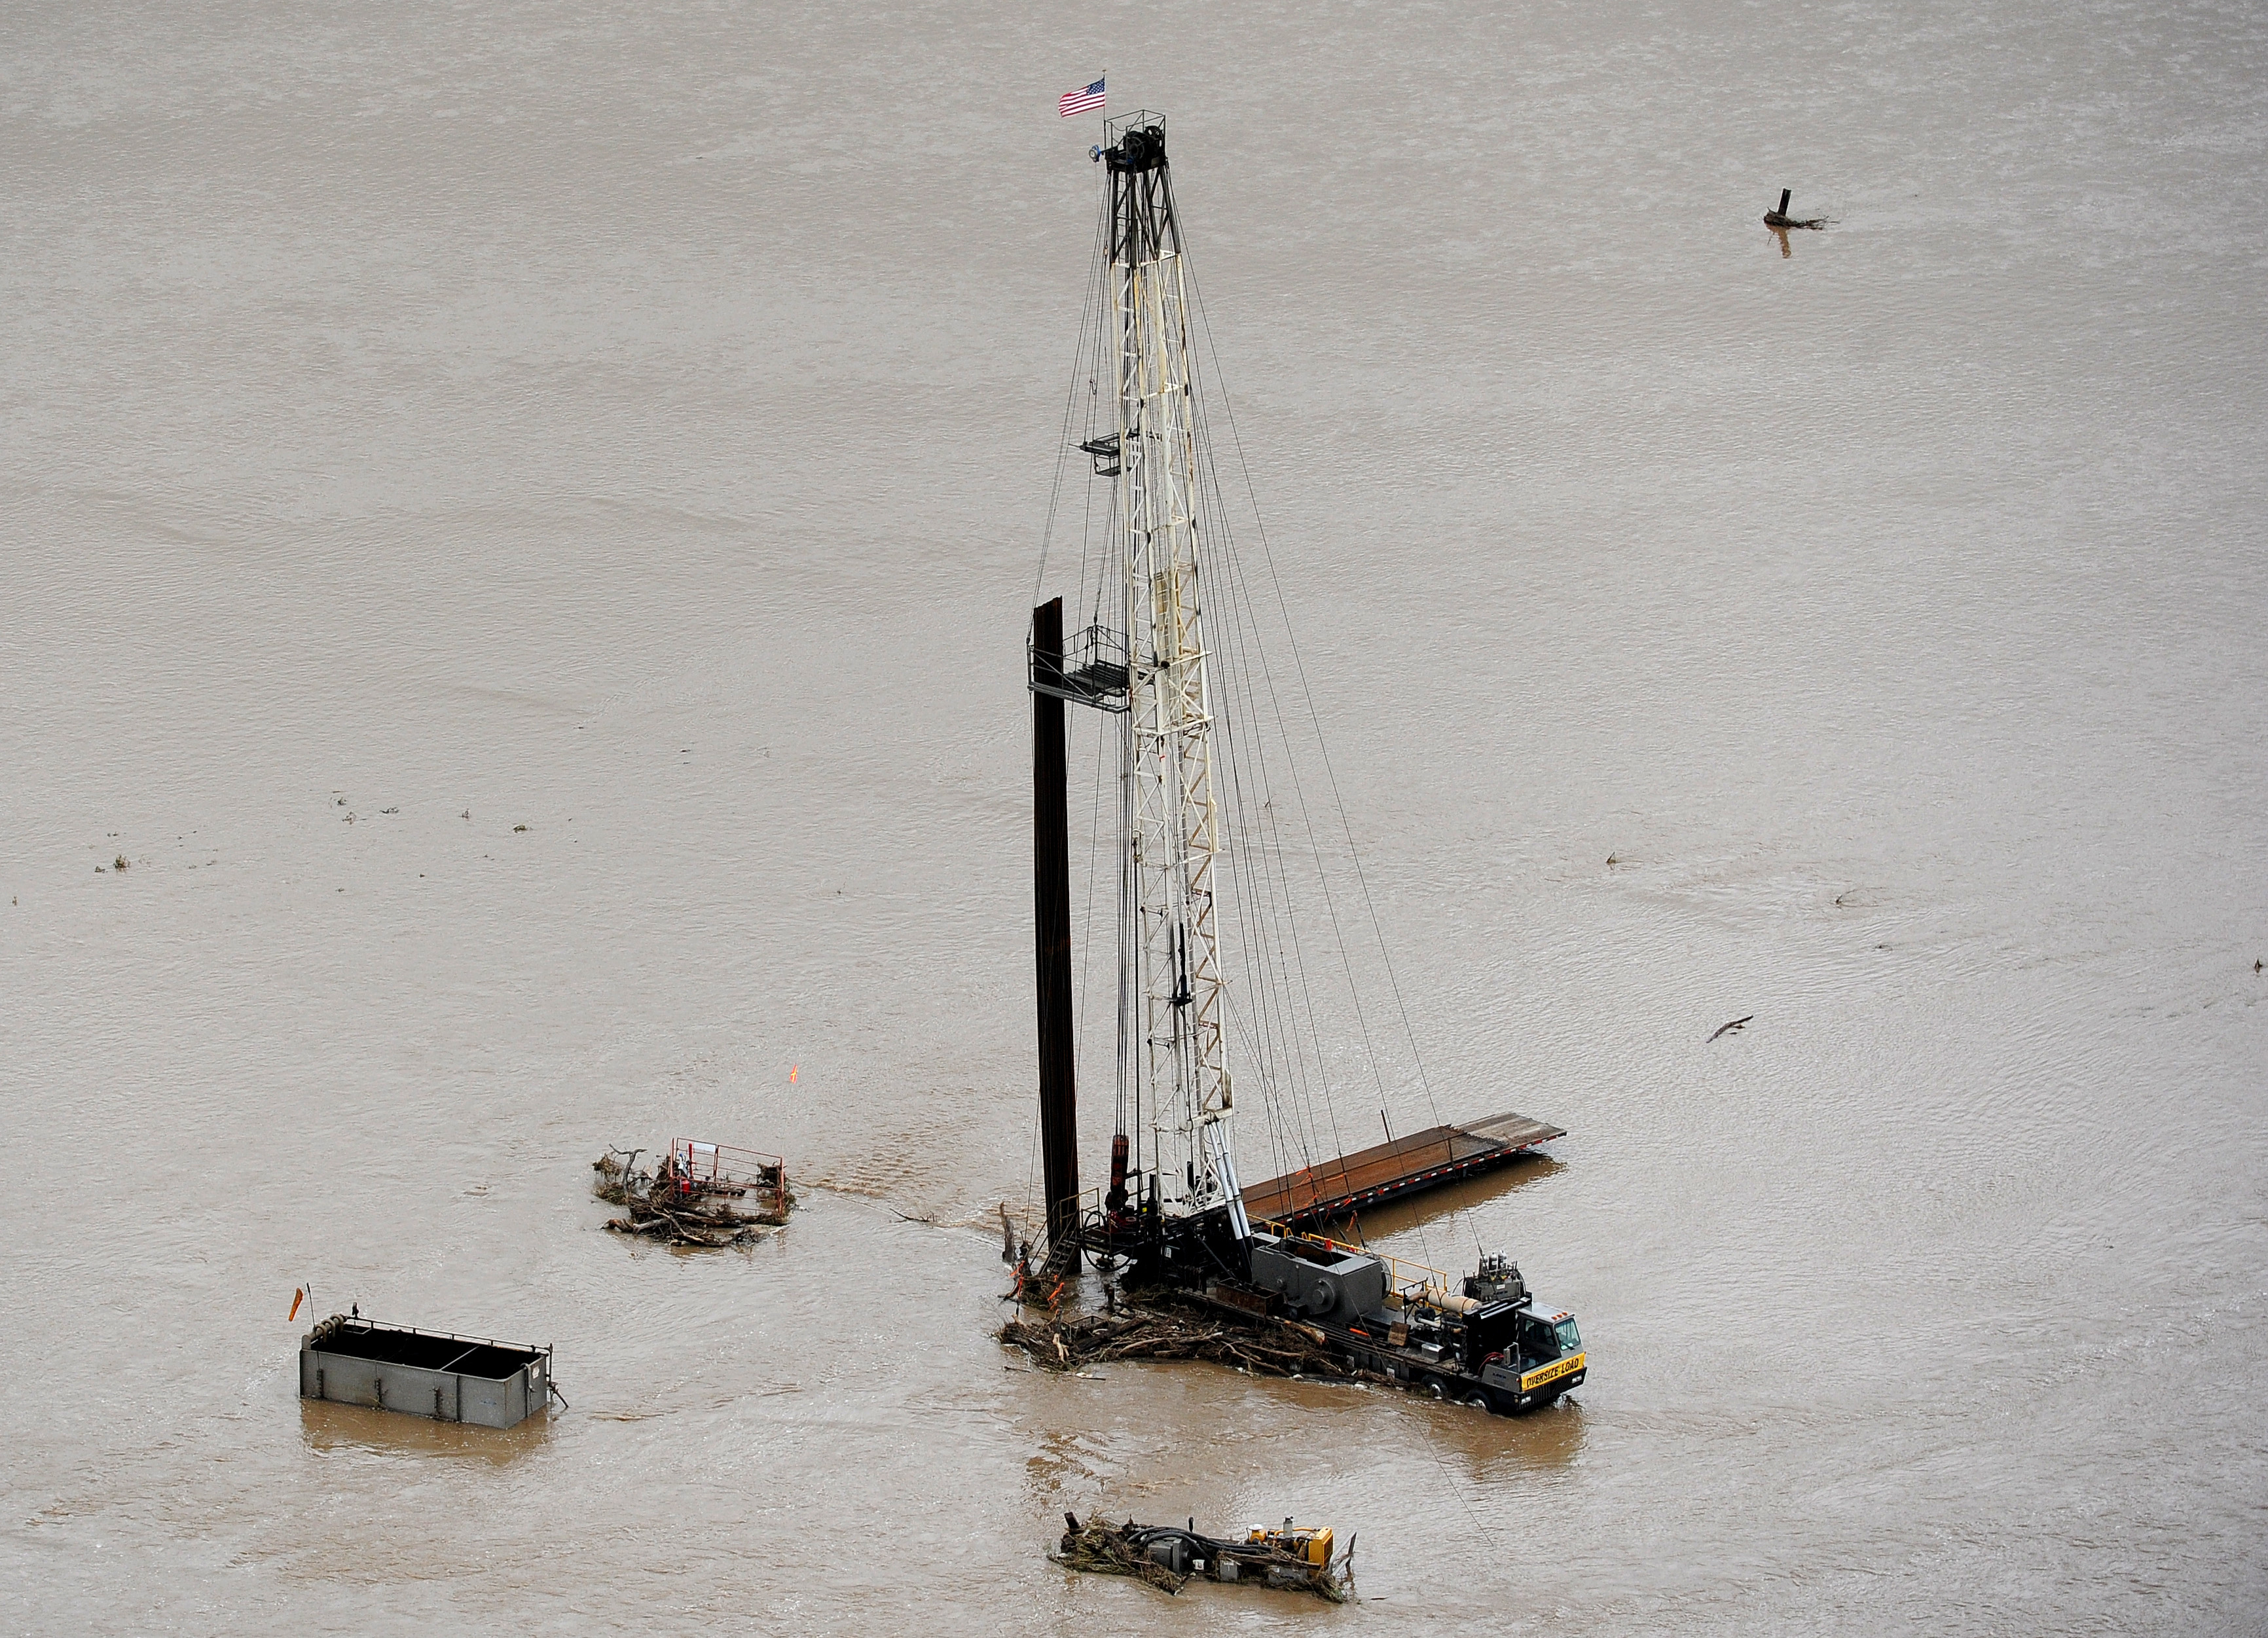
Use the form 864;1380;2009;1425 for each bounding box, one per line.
1479;1307;1585;1410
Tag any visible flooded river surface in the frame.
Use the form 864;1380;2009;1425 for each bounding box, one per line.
5;1;2265;1631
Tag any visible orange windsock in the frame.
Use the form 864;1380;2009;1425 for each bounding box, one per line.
289;1287;304;1321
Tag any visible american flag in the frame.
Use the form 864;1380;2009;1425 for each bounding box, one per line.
1057;78;1105;118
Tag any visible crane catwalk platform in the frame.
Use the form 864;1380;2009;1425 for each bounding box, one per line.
1240;1113;1564;1229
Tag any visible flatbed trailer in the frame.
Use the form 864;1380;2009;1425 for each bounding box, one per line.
1239;1111;1563;1229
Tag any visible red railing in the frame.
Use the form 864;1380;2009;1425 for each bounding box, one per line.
665;1138;789;1210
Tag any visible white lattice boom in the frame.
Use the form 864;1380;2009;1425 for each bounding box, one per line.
1107;117;1247;1233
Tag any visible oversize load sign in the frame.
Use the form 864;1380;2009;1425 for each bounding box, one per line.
1520;1352;1585;1393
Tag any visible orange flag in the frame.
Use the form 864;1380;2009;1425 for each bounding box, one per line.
289;1287;304;1321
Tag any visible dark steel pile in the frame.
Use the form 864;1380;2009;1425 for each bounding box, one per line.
1000;1290;1374;1381
591;1150;788;1247
1050;1512;1351;1602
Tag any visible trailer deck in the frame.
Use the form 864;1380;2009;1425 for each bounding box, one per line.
1240;1112;1564;1228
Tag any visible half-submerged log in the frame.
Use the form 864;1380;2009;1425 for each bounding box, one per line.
1763;187;1827;229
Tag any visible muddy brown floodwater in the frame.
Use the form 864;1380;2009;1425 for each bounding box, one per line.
5;1;2264;1632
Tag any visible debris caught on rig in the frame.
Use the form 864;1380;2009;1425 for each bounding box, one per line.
1002;1290;1370;1380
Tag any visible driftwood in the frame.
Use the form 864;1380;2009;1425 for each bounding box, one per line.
1052;1514;1191;1595
1000;1290;1375;1382
593;1150;789;1247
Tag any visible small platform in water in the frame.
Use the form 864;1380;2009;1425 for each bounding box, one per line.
1241;1111;1564;1228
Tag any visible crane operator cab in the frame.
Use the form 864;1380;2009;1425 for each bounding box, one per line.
1480;1307;1586;1410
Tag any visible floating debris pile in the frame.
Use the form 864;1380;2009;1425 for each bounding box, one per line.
593;1140;792;1247
1052;1512;1352;1602
1763;187;1828;229
1000;1290;1370;1381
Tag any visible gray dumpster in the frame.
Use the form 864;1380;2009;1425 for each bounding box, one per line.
300;1315;552;1429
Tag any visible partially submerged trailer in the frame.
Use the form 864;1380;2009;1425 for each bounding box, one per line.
1239;1112;1565;1230
300;1315;554;1429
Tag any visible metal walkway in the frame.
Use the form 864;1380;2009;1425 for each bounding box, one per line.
1240;1112;1564;1229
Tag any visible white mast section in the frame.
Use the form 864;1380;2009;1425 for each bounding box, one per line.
1106;115;1248;1237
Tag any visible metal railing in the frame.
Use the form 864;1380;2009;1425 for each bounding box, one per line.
1029;624;1131;712
308;1315;548;1361
667;1138;789;1210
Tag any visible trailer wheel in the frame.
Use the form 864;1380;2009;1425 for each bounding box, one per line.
1426;1379;1445;1400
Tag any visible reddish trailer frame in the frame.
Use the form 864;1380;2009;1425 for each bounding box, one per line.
666;1139;790;1214
1239;1112;1564;1229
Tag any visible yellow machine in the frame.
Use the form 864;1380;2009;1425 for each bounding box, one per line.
1249;1520;1334;1566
